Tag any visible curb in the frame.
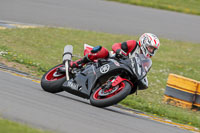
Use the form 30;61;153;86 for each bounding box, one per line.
0;21;41;29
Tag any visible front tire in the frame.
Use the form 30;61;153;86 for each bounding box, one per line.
90;81;131;107
41;64;66;93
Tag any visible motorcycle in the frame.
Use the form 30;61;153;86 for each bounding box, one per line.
41;45;152;107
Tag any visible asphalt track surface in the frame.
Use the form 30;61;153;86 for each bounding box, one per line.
0;69;191;133
0;0;200;43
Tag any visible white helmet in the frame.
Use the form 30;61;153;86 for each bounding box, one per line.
139;33;160;58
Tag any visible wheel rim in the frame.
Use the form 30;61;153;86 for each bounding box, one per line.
45;65;65;81
93;82;125;100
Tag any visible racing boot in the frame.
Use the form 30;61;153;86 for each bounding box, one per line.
70;55;91;69
56;56;90;74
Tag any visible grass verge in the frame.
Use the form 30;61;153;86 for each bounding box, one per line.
107;0;200;16
0;117;49;133
0;27;200;129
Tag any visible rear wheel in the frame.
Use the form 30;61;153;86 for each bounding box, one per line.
41;64;66;93
90;80;131;107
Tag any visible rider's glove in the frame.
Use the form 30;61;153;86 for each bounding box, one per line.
115;49;127;58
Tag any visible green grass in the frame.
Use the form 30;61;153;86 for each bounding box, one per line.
107;0;200;16
0;117;49;133
0;27;200;130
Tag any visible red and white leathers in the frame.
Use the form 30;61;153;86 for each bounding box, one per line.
71;33;160;68
112;40;141;58
70;40;140;68
70;45;109;68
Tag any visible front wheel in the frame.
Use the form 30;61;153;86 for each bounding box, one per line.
90;81;131;107
41;64;66;93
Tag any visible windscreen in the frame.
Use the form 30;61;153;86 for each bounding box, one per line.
131;54;152;79
140;55;152;73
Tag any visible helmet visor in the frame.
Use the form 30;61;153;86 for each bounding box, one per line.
147;46;157;55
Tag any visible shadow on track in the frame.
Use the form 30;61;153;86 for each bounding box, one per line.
56;93;90;105
55;93;151;122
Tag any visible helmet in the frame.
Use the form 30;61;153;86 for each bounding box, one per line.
138;33;160;58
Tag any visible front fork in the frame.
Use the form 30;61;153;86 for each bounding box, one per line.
65;61;70;80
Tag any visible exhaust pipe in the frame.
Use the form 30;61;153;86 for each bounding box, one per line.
63;45;73;80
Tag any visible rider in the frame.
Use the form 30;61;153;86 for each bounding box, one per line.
70;33;160;68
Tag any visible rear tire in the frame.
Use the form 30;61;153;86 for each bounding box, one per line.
90;81;131;107
41;64;66;93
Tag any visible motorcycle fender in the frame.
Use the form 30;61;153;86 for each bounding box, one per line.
112;76;133;87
